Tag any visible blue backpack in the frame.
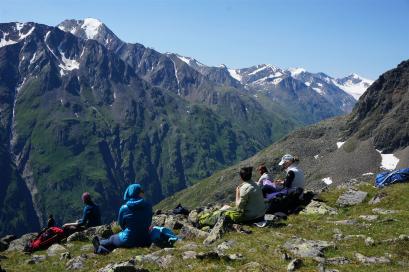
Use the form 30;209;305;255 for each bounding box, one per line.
150;226;179;248
375;168;409;188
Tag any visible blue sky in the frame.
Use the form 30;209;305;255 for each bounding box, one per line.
1;0;408;79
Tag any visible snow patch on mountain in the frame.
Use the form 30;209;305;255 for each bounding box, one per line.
228;69;242;82
376;149;399;171
81;18;102;39
288;67;306;76
0;23;35;48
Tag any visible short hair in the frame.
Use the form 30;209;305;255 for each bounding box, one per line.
239;167;253;181
257;164;268;174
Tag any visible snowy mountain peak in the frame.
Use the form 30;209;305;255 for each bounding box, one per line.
58;18;123;51
287;67;306;76
81;18;103;39
334;73;374;100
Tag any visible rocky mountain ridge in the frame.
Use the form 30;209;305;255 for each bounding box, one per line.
157;59;409;210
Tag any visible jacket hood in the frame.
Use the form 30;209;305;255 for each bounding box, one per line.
123;184;142;201
123;184;146;210
126;197;146;210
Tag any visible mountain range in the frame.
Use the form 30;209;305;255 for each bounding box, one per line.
0;18;372;236
157;59;409;209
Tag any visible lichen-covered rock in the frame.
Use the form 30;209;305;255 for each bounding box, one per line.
179;225;208;240
203;215;228;245
66;255;87;270
355;253;391;265
372;208;399;215
6;233;37;252
67;231;89;242
336;189;368;207
182;251;197;260
301;200;338;215
47;244;67;256
326;256;351;265
283;238;335;258
359;215;379;221
26;255;46;265
216;240;235;253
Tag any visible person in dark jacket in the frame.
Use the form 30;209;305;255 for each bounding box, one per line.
63;192;101;233
93;183;153;254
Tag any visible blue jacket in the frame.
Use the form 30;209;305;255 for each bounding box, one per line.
78;203;101;228
118;184;153;247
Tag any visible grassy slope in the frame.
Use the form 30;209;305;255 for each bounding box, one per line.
3;181;409;271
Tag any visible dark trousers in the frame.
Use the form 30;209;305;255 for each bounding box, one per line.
262;184;282;198
97;234;125;254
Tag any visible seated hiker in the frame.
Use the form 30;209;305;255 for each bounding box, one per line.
257;164;283;199
199;167;266;226
63;192;101;233
93;183;153;254
263;154;305;196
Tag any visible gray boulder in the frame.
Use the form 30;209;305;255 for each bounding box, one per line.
84;225;114;239
216;240;235;253
6;233;37;252
182;251;197;260
372;208;399;215
47;244;68;256
188;209;199;225
336;189;368;207
359;215;379;221
283;238;335;258
66;255;87;270
67;231;89;242
301;200;338;215
326;256;351;265
203;215;228;245
179;225;208;240
26;255;46;265
355;253;391;265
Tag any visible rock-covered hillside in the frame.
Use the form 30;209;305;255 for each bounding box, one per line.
2;179;409;271
157;60;409;210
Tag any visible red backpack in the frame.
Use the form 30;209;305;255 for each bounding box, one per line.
25;227;66;252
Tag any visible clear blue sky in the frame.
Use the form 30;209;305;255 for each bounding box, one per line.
1;0;408;79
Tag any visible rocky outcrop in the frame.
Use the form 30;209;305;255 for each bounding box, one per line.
6;233;36;252
336;189;368;207
283;238;335;258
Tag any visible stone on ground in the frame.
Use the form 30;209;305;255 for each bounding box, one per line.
283;238;335;258
47;244;68;256
98;261;148;272
6;233;37;252
336;189;368;207
301;200;338;215
203;215;228;245
355;253;391;265
179;225;208;240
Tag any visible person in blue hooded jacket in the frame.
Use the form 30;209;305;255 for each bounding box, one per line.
93;183;153;254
